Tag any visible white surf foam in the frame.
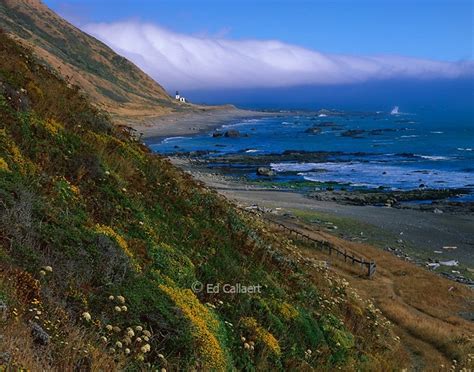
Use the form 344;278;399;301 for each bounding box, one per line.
162;136;187;143
271;161;474;189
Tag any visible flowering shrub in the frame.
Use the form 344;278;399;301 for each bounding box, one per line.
276;302;299;321
240;317;281;357
159;284;227;370
94;225;140;272
42;118;63;135
0;157;10;172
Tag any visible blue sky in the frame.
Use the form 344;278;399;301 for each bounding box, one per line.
46;0;473;61
42;0;473;98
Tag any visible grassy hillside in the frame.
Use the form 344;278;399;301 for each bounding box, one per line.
0;31;407;370
0;0;182;123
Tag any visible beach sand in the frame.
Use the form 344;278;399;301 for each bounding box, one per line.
135;107;277;141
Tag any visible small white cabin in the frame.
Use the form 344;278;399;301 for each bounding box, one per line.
179;97;186;103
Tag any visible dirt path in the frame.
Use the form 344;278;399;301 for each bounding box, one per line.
262;214;474;370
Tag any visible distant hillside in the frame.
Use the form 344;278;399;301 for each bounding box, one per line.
0;0;181;123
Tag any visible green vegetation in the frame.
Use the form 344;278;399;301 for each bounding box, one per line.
0;32;402;370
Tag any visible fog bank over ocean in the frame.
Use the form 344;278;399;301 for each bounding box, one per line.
182;78;474;113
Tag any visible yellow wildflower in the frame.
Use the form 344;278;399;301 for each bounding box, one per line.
0;157;10;172
240;317;281;356
159;285;226;370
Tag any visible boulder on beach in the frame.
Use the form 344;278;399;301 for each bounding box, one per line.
256;167;276;177
439;260;459;267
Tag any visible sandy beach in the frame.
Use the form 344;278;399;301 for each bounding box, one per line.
135;107;278;141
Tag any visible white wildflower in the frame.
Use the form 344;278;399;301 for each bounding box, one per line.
116;295;126;304
141;344;151;353
82;312;91;321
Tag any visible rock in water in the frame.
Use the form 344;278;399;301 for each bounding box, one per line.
433;208;443;214
256;167;275;177
305;126;322;134
224;130;240;138
341;129;366;138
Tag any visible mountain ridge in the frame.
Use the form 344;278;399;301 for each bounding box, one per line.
0;0;183;123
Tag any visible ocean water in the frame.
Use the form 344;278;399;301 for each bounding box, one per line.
149;107;474;198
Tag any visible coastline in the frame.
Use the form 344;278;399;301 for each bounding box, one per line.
135;107;280;142
139;108;473;284
170;156;474;285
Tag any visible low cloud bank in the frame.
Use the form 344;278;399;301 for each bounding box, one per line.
84;21;473;90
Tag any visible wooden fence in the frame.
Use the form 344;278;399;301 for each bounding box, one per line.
240;207;376;278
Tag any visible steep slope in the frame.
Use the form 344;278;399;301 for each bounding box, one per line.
0;0;181;123
0;31;409;370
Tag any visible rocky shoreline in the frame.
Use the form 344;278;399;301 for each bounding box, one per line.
173;150;474;214
307;189;474;213
170;156;474;288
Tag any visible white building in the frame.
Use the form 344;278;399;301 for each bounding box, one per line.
175;91;186;103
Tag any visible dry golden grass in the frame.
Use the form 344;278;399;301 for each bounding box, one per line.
0;313;120;370
268;217;474;370
0;267;120;371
